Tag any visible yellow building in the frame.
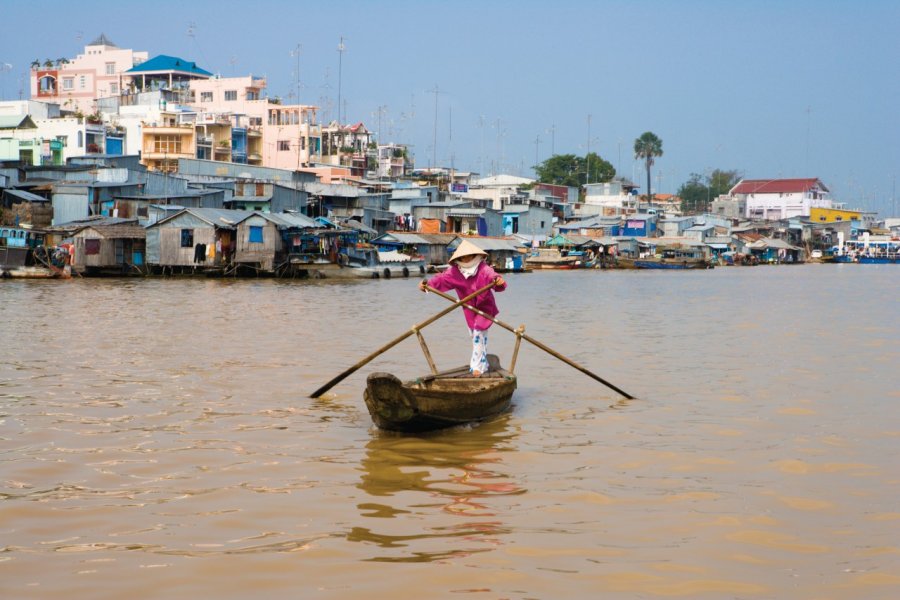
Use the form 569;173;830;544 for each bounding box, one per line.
141;113;197;173
809;207;863;223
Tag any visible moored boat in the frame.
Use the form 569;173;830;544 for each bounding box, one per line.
617;246;713;269
339;247;428;279
831;238;900;264
364;354;516;432
1;227;72;278
524;247;584;270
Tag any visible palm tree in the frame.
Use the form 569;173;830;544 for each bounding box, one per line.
634;131;663;208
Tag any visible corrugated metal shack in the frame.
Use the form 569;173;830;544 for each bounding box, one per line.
145;208;251;274
233;211;323;275
69;217;147;276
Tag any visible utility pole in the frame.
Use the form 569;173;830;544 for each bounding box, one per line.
427;84;442;170
291;43;302;169
586;114;592;185
372;105;387;143
534;134;541;175
478;115;485;176
291;43;301;102
804;105;812;175
337;36;345;124
494;118;504;176
548;123;555;156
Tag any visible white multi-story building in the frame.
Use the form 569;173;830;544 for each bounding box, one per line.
30;34;149;116
583;178;638;215
465;174;534;210
730;178;833;220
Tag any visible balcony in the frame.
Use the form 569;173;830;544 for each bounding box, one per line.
142;150;191;161
143;123;193;135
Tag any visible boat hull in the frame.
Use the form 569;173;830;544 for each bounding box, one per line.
633;259;712;269
833;256;899;264
364;355;516;432
0;265;71;279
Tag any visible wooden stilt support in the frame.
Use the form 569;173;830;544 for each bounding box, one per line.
509;324;525;374
415;328;439;375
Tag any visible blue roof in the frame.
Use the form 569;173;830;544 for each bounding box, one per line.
127;55;212;76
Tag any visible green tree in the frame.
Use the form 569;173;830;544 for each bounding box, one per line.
677;169;742;214
679;173;708;214
585;152;615;184
634;131;663;206
709;169;741;199
534;152;615;189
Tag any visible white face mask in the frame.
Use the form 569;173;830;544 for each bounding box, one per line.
456;255;483;278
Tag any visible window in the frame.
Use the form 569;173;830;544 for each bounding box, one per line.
248;226;263;243
277;140;290;151
77;131;83;148
105;62;115;75
63;78;74;90
110;83;118;95
153;135;182;154
79;75;86;89
224;90;237;101
180;229;194;247
85;239;101;255
200;91;213;102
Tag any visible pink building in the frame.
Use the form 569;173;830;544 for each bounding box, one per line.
188;76;321;169
30;34;149;116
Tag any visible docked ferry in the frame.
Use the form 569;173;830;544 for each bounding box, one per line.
831;238;900;264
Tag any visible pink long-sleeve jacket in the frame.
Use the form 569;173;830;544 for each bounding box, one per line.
426;261;506;330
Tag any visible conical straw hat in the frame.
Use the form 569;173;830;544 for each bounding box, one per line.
449;239;488;263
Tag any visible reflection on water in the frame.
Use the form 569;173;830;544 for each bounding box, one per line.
351;416;524;562
1;268;898;598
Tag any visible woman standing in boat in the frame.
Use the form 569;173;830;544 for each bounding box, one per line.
419;240;506;377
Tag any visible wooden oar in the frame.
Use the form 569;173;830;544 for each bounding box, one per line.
425;284;635;399
309;281;497;398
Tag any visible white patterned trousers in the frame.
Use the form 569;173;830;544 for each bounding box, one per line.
470;329;489;374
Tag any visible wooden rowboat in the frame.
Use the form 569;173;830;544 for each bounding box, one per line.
364;354;517;432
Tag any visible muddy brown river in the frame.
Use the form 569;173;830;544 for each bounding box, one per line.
1;265;897;599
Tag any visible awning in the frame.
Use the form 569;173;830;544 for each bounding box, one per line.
4;189;49;202
707;243;730;249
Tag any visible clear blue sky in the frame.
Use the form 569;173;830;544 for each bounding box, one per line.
1;0;897;216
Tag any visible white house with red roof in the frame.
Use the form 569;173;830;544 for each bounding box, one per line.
729;178;833;220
